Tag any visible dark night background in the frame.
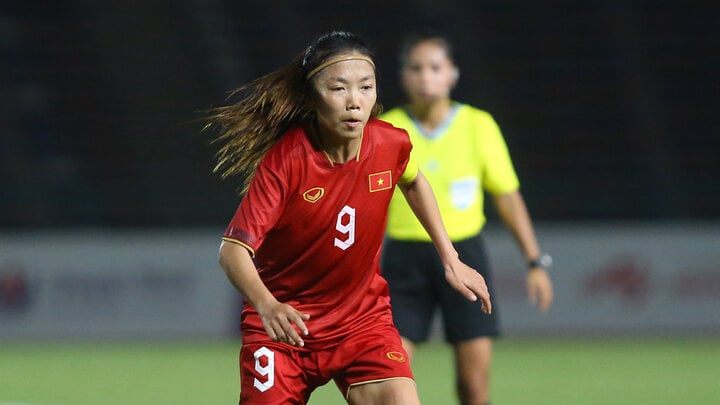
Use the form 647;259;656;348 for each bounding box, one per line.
2;0;718;228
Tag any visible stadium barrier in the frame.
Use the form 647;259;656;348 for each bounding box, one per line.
1;223;718;340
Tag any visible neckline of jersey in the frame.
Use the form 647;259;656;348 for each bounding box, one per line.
306;121;370;170
405;102;461;141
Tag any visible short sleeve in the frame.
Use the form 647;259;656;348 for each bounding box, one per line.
223;156;287;255
477;113;520;195
399;150;419;184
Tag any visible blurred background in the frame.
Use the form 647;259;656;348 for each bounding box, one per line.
2;0;719;228
2;0;719;344
1;0;719;403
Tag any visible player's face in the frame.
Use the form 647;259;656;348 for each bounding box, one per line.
401;40;457;105
311;56;377;142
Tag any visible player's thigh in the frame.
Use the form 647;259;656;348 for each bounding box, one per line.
332;322;414;397
239;342;315;404
400;336;417;360
347;377;420;405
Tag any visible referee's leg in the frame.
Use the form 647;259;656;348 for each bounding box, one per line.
444;234;498;405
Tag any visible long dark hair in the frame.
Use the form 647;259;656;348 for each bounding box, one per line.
207;31;381;192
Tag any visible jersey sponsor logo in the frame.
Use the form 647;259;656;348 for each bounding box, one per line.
302;187;325;203
386;351;406;362
369;170;392;192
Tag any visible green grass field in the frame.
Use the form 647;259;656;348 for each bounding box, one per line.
1;337;718;404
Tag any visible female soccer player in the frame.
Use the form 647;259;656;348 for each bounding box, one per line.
381;31;554;405
207;31;491;405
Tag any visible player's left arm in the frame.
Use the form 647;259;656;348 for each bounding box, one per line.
398;170;491;314
492;190;553;312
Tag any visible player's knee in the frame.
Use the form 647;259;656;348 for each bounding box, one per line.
348;378;419;405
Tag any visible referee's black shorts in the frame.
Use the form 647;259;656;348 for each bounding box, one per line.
381;233;500;344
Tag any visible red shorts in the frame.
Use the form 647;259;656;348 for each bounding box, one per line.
238;323;414;404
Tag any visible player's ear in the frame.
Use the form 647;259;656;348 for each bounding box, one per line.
452;67;460;82
450;67;460;89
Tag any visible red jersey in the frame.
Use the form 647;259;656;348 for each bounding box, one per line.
223;118;413;349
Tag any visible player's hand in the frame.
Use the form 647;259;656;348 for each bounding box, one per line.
444;260;492;314
527;267;553;313
255;300;310;347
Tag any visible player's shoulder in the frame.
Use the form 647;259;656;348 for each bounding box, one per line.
366;118;412;154
378;106;409;121
368;117;408;136
367;118;409;142
379;108;415;134
262;126;310;166
277;125;307;146
456;103;495;121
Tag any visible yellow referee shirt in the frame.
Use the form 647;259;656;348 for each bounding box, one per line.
383;103;519;241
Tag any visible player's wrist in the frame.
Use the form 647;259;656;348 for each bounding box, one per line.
527;253;552;270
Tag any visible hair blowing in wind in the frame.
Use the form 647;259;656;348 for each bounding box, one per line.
206;31;378;192
205;55;310;192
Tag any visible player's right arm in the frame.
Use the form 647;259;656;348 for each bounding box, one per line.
398;171;491;314
219;241;310;346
